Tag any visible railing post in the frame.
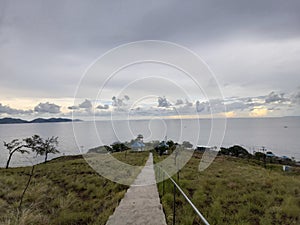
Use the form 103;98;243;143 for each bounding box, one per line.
158;166;161;196
160;167;210;225
162;172;165;196
173;182;176;225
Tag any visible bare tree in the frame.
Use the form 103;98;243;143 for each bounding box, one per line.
4;139;29;169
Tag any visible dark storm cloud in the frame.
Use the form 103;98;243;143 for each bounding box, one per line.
0;103;33;115
2;0;300;51
34;102;61;114
133;0;300;42
0;0;300;117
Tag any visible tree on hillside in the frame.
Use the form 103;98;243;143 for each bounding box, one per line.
219;145;250;158
182;141;193;149
24;135;43;153
3;139;29;169
24;135;60;162
111;142;129;152
40;136;59;162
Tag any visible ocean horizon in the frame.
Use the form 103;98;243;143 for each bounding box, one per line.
0;117;299;167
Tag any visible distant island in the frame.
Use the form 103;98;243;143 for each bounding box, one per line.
0;117;81;124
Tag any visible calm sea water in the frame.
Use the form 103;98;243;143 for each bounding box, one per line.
0;117;299;167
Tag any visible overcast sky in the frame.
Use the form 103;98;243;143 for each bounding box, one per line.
0;0;300;119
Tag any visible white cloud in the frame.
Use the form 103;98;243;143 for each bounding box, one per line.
0;103;33;115
34;102;61;114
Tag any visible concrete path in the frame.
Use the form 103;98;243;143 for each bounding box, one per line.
106;153;167;225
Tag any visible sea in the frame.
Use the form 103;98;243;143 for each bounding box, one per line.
0;117;299;167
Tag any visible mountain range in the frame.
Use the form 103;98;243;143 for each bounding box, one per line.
0;117;81;124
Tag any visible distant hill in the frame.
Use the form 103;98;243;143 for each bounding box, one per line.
0;117;81;124
0;118;28;124
30;118;73;123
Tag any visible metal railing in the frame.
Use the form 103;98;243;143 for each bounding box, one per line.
156;165;210;225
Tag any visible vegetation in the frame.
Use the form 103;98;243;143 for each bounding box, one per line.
182;141;193;149
3;139;29;169
110;142;130;153
0;151;149;225
219;145;251;158
24;135;60;163
3;135;60;168
218;145;297;167
154;151;300;225
2;135;299;225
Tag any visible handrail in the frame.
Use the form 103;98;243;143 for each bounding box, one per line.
156;165;210;225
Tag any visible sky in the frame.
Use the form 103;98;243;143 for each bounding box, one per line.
0;0;300;120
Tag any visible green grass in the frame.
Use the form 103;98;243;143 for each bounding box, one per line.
0;151;149;225
154;151;300;225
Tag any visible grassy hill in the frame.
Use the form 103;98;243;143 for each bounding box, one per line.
0;151;148;225
154;152;300;225
1;149;299;225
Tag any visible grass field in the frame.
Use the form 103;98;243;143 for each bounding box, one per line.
154;151;300;225
0;151;149;225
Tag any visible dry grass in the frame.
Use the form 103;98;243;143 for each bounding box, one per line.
0;151;149;225
154;152;300;225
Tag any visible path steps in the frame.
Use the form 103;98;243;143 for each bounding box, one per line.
106;153;167;225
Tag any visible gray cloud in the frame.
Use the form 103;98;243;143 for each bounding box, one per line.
265;92;289;104
158;96;172;108
112;96;129;108
68;106;79;110
1;1;300;117
175;99;193;107
175;99;184;105
68;99;93;111
79;99;92;109
226;102;249;111
97;104;109;110
185;100;193;107
0;103;33;115
196;101;206;113
292;90;300;105
34;102;61;114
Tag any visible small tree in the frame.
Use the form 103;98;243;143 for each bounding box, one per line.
111;142;129;152
24;135;43;153
4;139;29;169
182;141;193;149
41;136;59;162
24;135;59;163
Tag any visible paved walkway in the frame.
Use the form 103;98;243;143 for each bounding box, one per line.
106;153;167;225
